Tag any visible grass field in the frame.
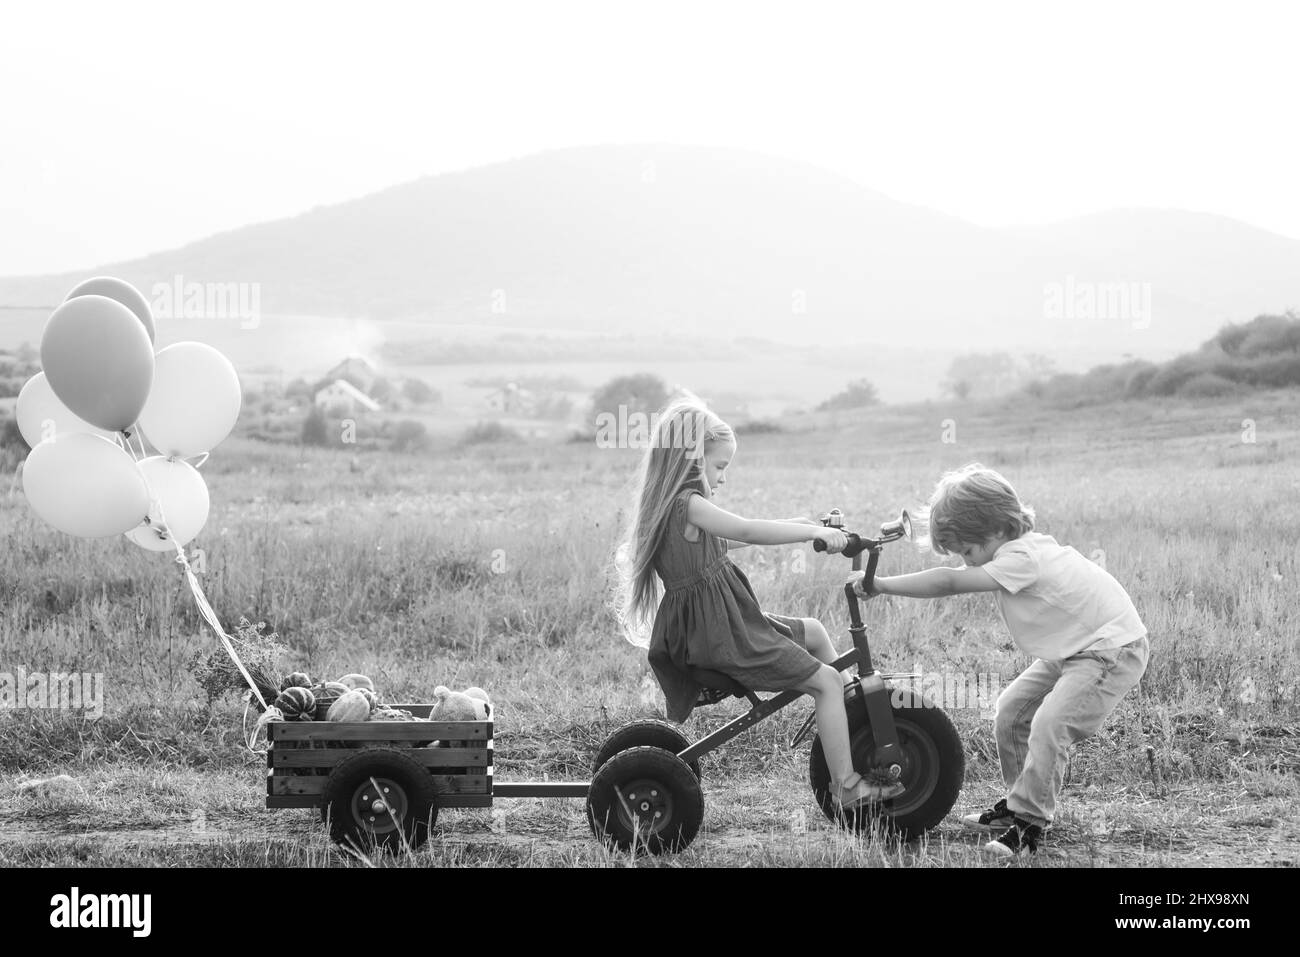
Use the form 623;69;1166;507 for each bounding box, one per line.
1;387;1297;867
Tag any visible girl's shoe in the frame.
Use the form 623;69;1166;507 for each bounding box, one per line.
836;773;905;811
982;818;1043;857
961;797;1016;832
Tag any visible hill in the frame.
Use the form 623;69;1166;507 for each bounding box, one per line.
3;145;1298;360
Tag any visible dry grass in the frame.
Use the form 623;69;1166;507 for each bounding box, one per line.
1;388;1298;866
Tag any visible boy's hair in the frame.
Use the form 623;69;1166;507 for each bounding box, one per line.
611;395;734;647
922;463;1035;555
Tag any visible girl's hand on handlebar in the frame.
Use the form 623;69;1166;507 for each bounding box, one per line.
813;528;848;553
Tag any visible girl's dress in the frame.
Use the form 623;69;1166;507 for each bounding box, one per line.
648;487;822;722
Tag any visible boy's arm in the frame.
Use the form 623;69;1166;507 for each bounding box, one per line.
861;566;1003;598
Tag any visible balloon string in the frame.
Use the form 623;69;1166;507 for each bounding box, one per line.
244;700;283;754
136;469;269;712
118;429;139;462
173;537;268;710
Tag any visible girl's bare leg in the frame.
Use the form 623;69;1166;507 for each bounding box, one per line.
798;663;898;804
803;618;855;686
798;665;854;784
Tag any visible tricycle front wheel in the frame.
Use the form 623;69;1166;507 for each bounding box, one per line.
809;686;964;840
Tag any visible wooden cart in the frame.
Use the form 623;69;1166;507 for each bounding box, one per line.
265;703;586;850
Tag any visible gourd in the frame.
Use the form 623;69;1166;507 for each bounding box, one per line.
337;674;375;692
274;686;316;721
311;681;350;720
280;672;312;691
327;689;371;722
355;688;379;712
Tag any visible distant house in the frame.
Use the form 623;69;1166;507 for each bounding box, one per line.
486;382;535;414
315;379;381;414
324;355;380;394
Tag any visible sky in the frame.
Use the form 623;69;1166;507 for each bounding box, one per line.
1;0;1297;277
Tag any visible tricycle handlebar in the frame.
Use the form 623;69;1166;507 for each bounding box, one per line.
811;508;911;554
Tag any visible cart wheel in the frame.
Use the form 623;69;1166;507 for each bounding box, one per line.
592;720;701;779
809;686;964;841
587;746;704;855
321;748;439;852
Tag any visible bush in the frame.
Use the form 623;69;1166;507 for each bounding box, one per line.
390;419;431;453
532;393;574;420
816;378;880;411
1177;372;1239;398
0;417;26;471
301;405;328;446
1;416;25;449
1021;315;1300;406
460;421;521;445
369;376;393;402
1123;362;1159;398
1144;356;1206;396
1212;313;1300;358
736;419;783;435
1235;353;1300;389
285;377;314;400
589;373;669;431
402;378;439;404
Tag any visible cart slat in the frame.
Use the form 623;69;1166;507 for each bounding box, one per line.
271;747;490;768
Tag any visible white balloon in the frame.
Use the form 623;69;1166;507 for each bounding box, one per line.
22;434;150;538
139;342;241;457
124;456;211;552
15;372;117;448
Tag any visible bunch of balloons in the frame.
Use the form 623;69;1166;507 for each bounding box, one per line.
18;276;241;552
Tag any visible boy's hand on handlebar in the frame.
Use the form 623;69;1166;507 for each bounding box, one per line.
847;571;876;598
813;528;848;553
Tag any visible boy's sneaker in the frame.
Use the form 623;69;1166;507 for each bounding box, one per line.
983;818;1043;857
961;798;1016;832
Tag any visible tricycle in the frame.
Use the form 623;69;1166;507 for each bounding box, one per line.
264;509;964;855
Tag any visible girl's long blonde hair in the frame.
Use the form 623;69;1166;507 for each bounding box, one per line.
612;396;734;648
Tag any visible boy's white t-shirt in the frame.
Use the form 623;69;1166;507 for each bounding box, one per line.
980;532;1146;660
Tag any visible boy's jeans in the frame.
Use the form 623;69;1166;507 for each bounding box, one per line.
995;636;1150;828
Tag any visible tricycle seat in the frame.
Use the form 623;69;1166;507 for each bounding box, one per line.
688;668;759;707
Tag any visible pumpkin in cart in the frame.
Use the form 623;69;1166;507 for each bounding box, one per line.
280;672;312;691
310;681;349;720
274;686;316;721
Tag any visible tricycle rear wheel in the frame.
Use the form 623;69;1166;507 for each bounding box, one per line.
587;746;704;855
592;720;701;779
